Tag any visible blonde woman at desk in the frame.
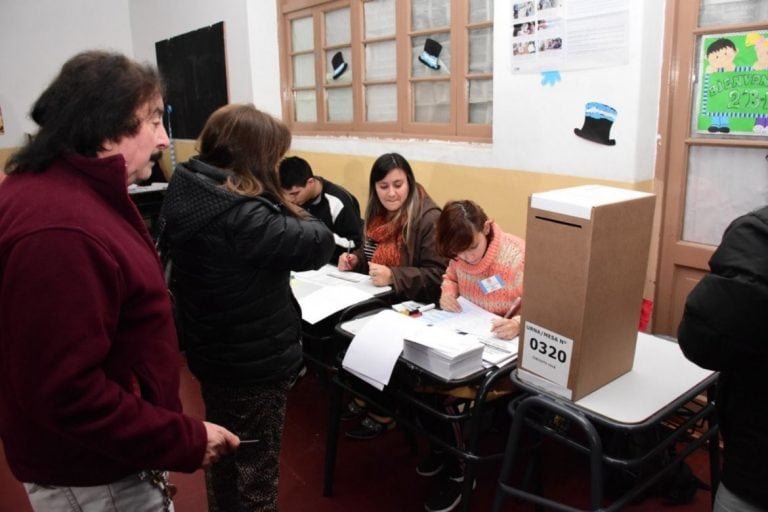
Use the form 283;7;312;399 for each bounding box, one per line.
416;199;525;512
337;152;448;440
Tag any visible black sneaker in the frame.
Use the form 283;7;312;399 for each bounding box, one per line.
424;475;476;512
340;399;366;422
416;450;445;477
344;415;396;440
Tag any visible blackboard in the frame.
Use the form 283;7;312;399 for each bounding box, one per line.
155;22;228;140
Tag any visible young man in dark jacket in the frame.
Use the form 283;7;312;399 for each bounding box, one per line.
0;51;238;512
279;155;363;262
678;206;768;512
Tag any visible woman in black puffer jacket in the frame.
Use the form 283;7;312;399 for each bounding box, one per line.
159;104;334;511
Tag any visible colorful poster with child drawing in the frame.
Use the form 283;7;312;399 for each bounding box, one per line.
697;32;768;135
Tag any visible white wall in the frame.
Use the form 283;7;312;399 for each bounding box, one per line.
1;0;665;184
287;0;666;184
492;0;665;182
0;0;133;147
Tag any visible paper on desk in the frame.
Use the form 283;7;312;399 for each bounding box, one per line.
418;297;518;364
294;264;391;297
342;310;413;390
297;285;373;324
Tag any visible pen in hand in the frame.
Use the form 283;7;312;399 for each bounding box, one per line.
346;241;353;266
502;297;522;319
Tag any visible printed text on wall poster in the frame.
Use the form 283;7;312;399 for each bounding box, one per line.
510;0;629;73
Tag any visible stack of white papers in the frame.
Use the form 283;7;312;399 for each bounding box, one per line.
402;324;485;380
418;297;518;366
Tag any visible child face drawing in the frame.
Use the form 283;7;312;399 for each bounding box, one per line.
708;47;736;68
755;42;768;68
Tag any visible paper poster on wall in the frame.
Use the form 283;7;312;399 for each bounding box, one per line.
695;31;768;136
510;0;629;73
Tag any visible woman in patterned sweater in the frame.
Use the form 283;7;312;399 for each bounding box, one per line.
417;199;526;512
437;200;525;339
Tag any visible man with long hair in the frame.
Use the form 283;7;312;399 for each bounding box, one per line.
0;50;239;511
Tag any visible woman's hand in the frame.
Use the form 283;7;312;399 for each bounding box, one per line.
338;252;359;271
490;316;521;340
368;263;393;287
439;293;461;312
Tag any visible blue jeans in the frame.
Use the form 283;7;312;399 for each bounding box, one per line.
23;472;174;512
714;483;767;512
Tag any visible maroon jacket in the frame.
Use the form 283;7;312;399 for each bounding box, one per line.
0;152;207;486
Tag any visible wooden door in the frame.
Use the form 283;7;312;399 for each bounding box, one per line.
654;0;768;335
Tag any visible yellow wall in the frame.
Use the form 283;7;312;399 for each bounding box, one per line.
0;147;14;183
166;140;653;238
5;140;653;239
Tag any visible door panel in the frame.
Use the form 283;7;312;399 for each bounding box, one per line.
654;1;768;335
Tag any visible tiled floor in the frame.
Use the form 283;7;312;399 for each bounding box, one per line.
1;362;718;512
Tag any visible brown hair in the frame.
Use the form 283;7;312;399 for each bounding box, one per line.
196;104;302;217
435;200;489;259
6;50;164;174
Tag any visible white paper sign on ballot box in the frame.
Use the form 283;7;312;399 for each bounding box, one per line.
521;321;574;390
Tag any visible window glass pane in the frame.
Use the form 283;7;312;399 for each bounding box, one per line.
291;17;314;52
366;84;398;122
412;0;450;30
683;146;768;244
325;7;351;46
364;0;396;38
365;40;397;80
292;53;315;88
468;79;493;124
326;48;352;83
327;87;353;122
413;81;450;123
469;27;493;73
469;0;493;23
295;90;317;122
699;0;768;26
412;33;451;77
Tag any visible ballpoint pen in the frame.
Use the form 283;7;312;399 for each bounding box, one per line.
503;297;522;319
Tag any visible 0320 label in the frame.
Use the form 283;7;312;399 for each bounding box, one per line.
522;321;573;388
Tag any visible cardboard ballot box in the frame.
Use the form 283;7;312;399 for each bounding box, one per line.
517;185;655;401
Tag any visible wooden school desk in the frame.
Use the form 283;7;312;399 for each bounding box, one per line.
323;310;517;512
491;332;720;512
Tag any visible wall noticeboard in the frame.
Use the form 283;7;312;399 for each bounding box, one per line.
695;31;768;136
155;22;228;140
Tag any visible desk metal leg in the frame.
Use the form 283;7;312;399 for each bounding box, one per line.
706;385;720;505
492;395;604;512
322;376;344;496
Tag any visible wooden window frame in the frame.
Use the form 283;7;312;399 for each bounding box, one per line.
277;0;492;142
